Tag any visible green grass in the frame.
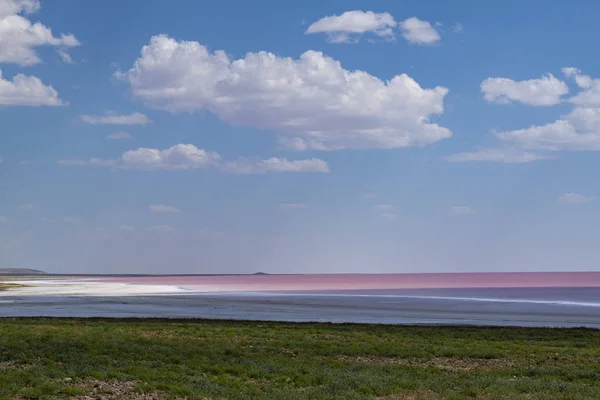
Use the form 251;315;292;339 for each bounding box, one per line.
1;318;599;399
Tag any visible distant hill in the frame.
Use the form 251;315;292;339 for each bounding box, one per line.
0;268;47;276
253;272;269;275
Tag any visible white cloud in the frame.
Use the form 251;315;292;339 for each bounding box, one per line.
562;67;593;89
57;48;73;64
557;193;596;204
114;144;220;170
80;112;150;125
0;0;39;17
149;225;175;232
452;206;474;215
456;69;600;161
117;224;135;231
118;35;451;151
380;212;397;220
495;107;600;151
19;203;35;210
0;0;79;66
363;193;377;199
375;204;396;220
444;148;555;163
562;68;600;106
0;216;7;222
451;23;464;33
58;143;329;173
223;157;329;174
149;204;181;213
58;144;220;170
0;69;65;106
305;10;396;43
279;203;306;210
481;74;568;106
106;132;132;140
399;17;441;45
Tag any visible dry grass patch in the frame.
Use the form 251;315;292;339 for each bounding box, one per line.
0;283;26;291
377;389;439;400
332;355;516;371
71;380;178;400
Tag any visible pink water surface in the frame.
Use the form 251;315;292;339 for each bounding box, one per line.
82;272;600;292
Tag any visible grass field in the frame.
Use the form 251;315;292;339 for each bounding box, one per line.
0;318;599;399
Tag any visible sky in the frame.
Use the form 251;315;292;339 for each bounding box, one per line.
2;0;600;274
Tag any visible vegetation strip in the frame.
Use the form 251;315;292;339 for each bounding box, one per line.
0;318;599;399
0;283;26;291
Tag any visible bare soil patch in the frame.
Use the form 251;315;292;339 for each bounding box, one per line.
332;355;516;371
71;380;174;400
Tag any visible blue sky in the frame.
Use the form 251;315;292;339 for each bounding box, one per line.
2;0;600;274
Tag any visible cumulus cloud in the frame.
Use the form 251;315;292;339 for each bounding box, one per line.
0;0;79;66
58;144;220;170
117;35;451;151
0;69;65;106
117;224;135;231
223;157;329;174
80;112;150;125
557;193;596;204
399;17;441;45
486;71;600;152
19;203;36;210
58;143;329;174
305;10;396;43
149;204;181;213
452;206;474;215
444;148;555;163
0;216;7;222
481;74;568;106
495;107;600;151
450;69;600;162
562;67;600;105
106;132;132;140
374;204;394;211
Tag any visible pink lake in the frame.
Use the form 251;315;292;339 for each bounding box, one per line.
82;272;600;292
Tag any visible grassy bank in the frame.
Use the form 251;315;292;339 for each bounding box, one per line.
0;319;599;399
0;283;26;291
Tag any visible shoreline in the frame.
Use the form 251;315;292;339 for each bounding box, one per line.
3;288;600;328
1;316;598;330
